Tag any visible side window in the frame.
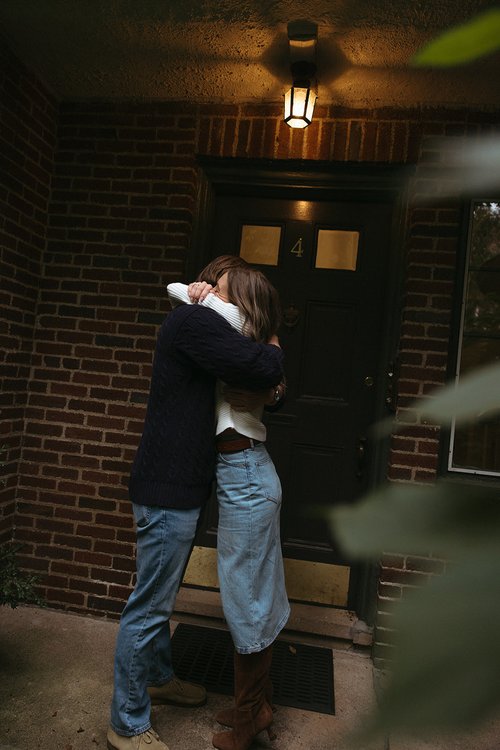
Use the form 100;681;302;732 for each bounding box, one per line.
448;201;500;476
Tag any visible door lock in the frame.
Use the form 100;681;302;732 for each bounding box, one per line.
283;304;300;328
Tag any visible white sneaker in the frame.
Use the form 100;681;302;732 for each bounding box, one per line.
107;727;169;750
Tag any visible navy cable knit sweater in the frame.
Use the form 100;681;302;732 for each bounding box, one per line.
129;304;284;508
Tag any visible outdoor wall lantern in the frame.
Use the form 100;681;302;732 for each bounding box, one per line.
284;21;318;129
284;61;317;128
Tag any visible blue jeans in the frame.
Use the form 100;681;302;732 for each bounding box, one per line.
110;503;201;737
216;444;290;654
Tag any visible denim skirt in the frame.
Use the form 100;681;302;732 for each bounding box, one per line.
216;443;290;654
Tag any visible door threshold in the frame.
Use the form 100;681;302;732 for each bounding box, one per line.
174;586;373;647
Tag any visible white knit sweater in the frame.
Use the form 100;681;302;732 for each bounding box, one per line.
167;283;266;441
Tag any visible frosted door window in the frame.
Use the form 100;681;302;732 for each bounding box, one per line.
239;225;281;266
316;230;359;271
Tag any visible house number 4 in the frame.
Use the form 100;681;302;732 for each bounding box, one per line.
290;238;303;257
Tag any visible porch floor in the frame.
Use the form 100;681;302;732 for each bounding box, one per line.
0;606;498;750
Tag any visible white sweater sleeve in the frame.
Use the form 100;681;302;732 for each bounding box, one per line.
167;282;247;334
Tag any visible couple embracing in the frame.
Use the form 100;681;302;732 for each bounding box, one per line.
107;255;290;750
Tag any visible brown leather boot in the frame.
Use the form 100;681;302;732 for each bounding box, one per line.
212;645;276;750
214;649;240;728
212;704;274;750
215;679;274;727
215;646;275;728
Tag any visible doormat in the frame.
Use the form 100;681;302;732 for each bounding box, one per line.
171;623;335;715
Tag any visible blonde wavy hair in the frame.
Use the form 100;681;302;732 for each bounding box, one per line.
226;267;281;343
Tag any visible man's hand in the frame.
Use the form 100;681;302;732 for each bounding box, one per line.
223;386;275;412
187;281;214;303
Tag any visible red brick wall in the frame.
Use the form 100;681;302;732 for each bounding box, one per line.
14;102;198;613
0;40;57;543
196;103;423;162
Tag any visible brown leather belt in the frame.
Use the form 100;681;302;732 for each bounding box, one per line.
216;431;263;454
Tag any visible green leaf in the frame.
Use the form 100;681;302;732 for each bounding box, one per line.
418;361;500;425
330;481;500;559
0;543;44;609
368;549;500;734
373;360;500;439
411;9;500;67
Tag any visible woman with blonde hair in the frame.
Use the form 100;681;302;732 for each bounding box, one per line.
168;265;289;750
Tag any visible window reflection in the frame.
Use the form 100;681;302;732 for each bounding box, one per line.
450;201;500;475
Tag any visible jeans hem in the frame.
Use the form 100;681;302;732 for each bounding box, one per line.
109;720;152;738
234;605;291;654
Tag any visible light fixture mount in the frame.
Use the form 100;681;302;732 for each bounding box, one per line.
290;60;317;87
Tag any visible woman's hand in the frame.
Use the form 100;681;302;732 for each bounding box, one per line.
187;281;214;303
224;382;285;410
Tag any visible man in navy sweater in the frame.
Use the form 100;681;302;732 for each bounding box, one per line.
107;264;283;750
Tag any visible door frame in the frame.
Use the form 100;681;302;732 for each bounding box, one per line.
189;157;414;625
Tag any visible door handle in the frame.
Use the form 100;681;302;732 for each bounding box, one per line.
283;304;300;328
356;436;367;478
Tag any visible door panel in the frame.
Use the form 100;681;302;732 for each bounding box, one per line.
300;301;355;399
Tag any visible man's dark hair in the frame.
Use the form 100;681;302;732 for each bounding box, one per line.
196;255;249;286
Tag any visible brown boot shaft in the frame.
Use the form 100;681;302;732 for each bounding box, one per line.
212;645;275;750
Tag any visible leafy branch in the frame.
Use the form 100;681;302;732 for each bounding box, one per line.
0;444;45;608
330;362;500;737
0;543;45;609
411;9;500;67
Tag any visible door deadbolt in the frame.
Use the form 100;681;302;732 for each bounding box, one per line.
283;304;300;328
